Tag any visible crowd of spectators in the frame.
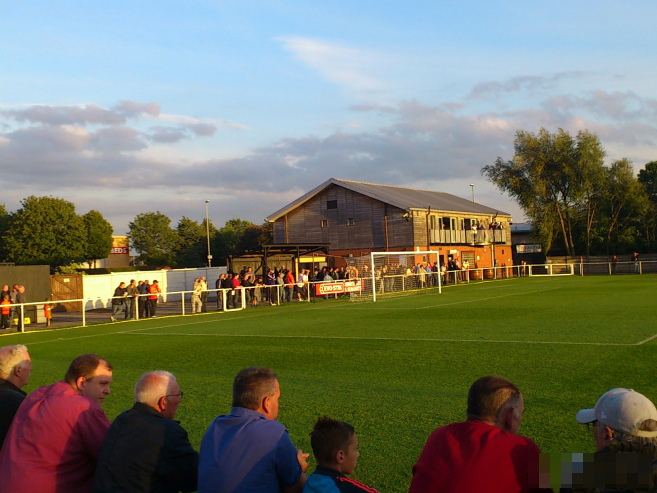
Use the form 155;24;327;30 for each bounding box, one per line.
1;346;655;493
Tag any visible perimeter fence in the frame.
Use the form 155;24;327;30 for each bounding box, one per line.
3;260;654;332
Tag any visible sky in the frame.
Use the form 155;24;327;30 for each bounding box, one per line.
2;0;656;235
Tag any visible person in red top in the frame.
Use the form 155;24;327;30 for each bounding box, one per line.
43;299;53;327
231;273;241;309
408;375;551;493
285;269;295;302
0;353;113;493
148;280;161;317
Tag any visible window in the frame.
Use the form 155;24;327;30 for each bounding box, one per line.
347;218;355;226
321;220;328;228
326;200;337;210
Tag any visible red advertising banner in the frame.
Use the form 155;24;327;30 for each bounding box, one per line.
315;280;364;296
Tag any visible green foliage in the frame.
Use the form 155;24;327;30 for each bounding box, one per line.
4;196;88;269
175;217;217;267
9;276;657;492
128;212;181;266
82;210;113;267
54;263;86;275
212;218;255;263
484;128;655;255
638;161;657;203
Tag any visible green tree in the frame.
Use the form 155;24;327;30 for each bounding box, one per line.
236;223;272;251
82;210;113;268
482;128;606;256
637;161;657;251
128;212;180;266
211;218;254;264
600;159;650;254
175;216;217;267
4;196;88;269
0;204;12;261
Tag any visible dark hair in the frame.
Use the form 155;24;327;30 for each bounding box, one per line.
64;354;113;385
310;417;356;465
232;367;277;410
467;375;520;420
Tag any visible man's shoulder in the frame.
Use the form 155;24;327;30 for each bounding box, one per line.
429;421;541;449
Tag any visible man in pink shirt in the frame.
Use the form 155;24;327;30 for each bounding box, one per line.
0;353;113;493
408;375;551;493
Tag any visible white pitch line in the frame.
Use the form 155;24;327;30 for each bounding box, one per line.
636;333;657;346
120;332;636;346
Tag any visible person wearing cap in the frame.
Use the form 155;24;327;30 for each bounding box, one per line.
409;375;551;493
570;388;657;492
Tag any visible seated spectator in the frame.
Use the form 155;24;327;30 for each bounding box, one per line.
198;366;309;493
92;371;198;493
568;388;657;492
304;416;379;493
408;375;550;493
0;345;32;448
0;353;112;493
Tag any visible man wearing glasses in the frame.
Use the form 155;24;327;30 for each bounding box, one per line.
92;371;199;493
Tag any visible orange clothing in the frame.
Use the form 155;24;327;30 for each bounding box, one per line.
148;283;161;300
44;304;52;319
1;300;10;315
285;271;295;285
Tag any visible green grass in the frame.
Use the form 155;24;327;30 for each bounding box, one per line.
3;275;657;492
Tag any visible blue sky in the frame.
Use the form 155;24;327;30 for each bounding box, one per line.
2;0;656;234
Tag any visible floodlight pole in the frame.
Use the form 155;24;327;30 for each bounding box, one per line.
470;184;475;202
205;200;212;267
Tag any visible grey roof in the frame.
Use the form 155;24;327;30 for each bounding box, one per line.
265;178;511;222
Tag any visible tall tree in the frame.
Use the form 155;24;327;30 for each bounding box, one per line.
212;218;255;263
637;161;657;251
4;196;88;269
482;128;605;256
82;210;113;268
601;159;650;254
175;216;217;267
128;212;180;266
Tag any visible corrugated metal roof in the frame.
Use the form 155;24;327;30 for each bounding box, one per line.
265;178;510;222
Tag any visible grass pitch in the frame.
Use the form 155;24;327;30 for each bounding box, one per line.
3;275;657;492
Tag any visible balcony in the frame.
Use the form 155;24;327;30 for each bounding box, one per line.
430;229;507;245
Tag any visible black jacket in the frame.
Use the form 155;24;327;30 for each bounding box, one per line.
92;402;198;493
0;379;26;448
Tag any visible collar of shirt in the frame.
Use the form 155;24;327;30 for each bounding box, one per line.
313;465;346;478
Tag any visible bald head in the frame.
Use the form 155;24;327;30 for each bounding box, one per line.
0;345;32;388
134;371;182;419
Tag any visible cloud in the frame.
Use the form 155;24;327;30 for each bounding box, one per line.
544;90;657;121
148;126;189;144
2;104;126;125
187;122;217;136
468;72;586;100
114;100;160;118
278;36;381;91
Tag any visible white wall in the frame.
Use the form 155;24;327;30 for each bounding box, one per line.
82;266;227;310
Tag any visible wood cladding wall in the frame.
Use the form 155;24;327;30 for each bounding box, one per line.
272;185;413;250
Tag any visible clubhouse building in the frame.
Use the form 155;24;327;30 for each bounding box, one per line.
264;178;513;269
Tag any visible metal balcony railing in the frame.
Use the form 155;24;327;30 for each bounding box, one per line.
430;229;507;245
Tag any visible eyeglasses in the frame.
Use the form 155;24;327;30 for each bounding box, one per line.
165;391;184;400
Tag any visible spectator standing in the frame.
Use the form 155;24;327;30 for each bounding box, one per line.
0;296;11;329
125;280;139;320
200;276;208;312
198;367;309;493
276;271;286;304
148;280;161;317
0;345;31;448
14;285;26;331
285;269;295;302
92;371;198;493
138;280;150;319
191;278;203;314
110;282;127;322
43;299;53;328
222;274;233;309
408;375;550;493
215;275;225;310
0;354;112;493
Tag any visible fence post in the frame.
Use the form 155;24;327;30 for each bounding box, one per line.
181;292;185;316
82;299;86;326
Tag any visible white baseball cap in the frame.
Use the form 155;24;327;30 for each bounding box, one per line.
576;388;657;437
